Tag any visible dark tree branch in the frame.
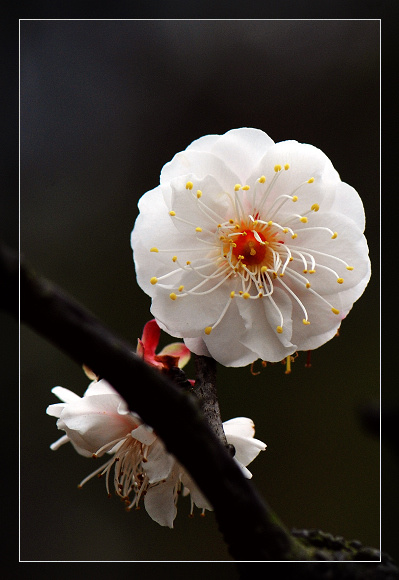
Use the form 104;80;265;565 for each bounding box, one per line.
192;355;229;449
4;243;306;561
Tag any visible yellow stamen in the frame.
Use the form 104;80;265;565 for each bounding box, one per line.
169;210;176;216
311;203;319;212
292;196;298;202
308;177;315;183
331;307;340;315
337;278;344;284
150;277;158;285
331;232;338;239
276;326;283;334
170;293;177;300
234;184;241;191
258;175;266;183
178;285;184;292
196;190;202;198
150;247;159;253
302;319;310;325
195;227;202;232
186;181;193;190
204;326;212;335
284;163;290;170
242;185;250;191
300;216;308;223
274;165;282;172
243;292;250;299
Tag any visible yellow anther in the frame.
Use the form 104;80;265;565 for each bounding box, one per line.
178;285;184;292
169;293;177;300
308;269;316;274
337;278;344;284
311;203;319;212
291;233;298;239
242;185;250;191
346;266;354;271
150;247;159;253
308;177;315;183
230;291;235;298
172;256;177;262
231;242;237;248
268;220;273;226
274;164;282;172
331;232;338;239
279;273;284;277
195;227;202;232
284;163;290;170
243;292;250;299
300;216;308;223
150;277;158;285
306;282;311;288
261;266;268;273
331;307;340;315
204;326;212;335
283;228;289;234
303;269;308;274
234;184;241;191
276;326;283;334
302;319;311;325
258;175;266;183
229;219;235;224
239;291;243;295
258;292;263;297
186;181;193;190
235;224;240;229
250;249;256;256
292;196;298;202
238;255;245;260
169;210;176;216
196;190;202;198
186;260;191;265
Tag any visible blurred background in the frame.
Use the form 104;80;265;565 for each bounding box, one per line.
15;19;386;566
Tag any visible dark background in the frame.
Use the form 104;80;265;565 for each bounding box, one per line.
10;17;387;569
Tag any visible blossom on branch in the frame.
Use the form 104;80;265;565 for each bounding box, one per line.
131;128;371;367
46;379;266;527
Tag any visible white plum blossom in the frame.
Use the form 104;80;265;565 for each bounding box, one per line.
131;128;371;367
46;379;266;528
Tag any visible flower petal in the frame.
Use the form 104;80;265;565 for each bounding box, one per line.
144;477;178;528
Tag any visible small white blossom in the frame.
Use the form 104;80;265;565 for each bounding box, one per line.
131;128;371;367
46;380;266;528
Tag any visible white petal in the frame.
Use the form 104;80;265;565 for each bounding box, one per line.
144;439;175;483
51;386;81;403
180;472;213;511
144;478;178;528
46;402;66;418
130;424;156;446
223;417;255;439
84;379;118;397
58;394;138;455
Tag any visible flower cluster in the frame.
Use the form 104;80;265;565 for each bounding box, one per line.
46;321;266;527
47;380;266;527
131;128;371;367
